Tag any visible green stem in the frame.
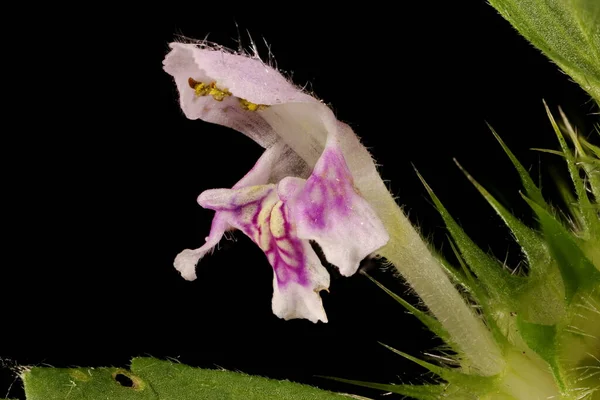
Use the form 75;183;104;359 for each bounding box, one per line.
376;194;505;376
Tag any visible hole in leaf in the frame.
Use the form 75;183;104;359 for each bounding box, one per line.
114;373;134;388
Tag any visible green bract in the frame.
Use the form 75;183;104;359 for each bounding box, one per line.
342;105;600;399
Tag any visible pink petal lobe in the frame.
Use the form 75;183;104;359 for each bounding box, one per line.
278;140;389;276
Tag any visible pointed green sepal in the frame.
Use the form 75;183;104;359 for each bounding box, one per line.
319;377;445;400
516;318;565;390
522;194;600;303
580;135;600;158
431;244;474;292
363;273;451;344
558;108;600;204
489;124;547;208
379;343;451;378
544;102;600;239
454;159;550;277
379;344;497;395
447;238;478;290
416;169;524;306
551;170;586;230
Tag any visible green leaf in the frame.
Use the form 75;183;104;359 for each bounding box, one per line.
22;358;352;400
487;0;600;104
523;195;600;303
568;0;600;55
22;366;156;400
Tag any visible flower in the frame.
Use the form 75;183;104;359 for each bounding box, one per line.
163;42;390;323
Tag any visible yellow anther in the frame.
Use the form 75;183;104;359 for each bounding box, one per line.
239;98;268;112
188;78;231;101
187;77;268;110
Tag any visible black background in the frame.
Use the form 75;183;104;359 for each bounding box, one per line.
2;1;596;399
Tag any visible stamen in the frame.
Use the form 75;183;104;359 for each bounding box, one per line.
239;98;268;112
187;77;268;111
187;78;231;101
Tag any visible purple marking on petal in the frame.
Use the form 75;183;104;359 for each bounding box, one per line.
299;146;355;229
200;185;311;288
197;184;332;322
265;202;308;286
278;141;389;277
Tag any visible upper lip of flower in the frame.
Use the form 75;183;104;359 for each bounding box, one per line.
164;42;390;323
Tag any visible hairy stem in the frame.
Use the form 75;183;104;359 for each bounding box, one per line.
376;194;504;376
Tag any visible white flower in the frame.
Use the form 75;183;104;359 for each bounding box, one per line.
163;42;389;323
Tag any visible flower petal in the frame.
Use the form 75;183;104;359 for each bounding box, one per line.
200;185;330;323
173;142;294;280
163;44;393;211
268;202;330;323
164;43;317;106
163;43;313;151
165;43;391;321
278;139;389;276
162;43;325;172
173;216;229;281
241;141;311;186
